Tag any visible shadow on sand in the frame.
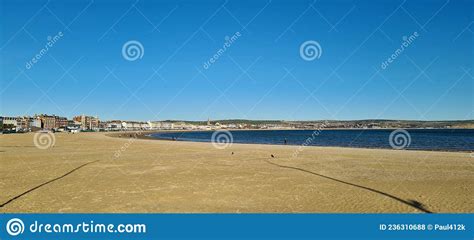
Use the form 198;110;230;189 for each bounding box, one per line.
264;159;433;213
0;160;100;208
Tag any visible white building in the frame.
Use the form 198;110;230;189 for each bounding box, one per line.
147;121;160;129
140;122;149;129
29;118;41;128
121;121;147;130
105;121;122;130
161;122;174;129
2;117;18;130
3;117;17;126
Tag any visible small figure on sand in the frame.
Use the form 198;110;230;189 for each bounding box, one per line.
284;138;288;145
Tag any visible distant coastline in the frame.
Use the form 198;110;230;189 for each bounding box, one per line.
106;128;474;153
2;115;473;134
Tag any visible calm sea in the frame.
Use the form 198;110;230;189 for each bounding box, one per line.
150;129;474;152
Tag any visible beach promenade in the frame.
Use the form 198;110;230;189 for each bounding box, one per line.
0;132;472;213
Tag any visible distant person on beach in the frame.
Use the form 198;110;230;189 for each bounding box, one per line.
284;138;288;145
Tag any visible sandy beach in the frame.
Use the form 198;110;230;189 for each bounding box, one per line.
0;132;472;213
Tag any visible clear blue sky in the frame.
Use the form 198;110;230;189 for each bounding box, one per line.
0;0;472;121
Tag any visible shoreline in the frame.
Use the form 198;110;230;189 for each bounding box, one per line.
105;130;473;154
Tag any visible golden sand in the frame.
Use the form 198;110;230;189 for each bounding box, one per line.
0;132;472;213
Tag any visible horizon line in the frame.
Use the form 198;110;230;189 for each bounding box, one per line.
1;114;473;123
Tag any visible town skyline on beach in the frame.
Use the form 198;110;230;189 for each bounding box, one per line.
2;112;473;133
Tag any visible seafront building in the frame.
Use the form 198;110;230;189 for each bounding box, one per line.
17;116;41;131
160;122;174;129
55;116;68;129
0;116;41;131
147;121;162;129
105;120;122;130
121;121;148;130
2;117;18;129
73;115;99;130
36;114;56;130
